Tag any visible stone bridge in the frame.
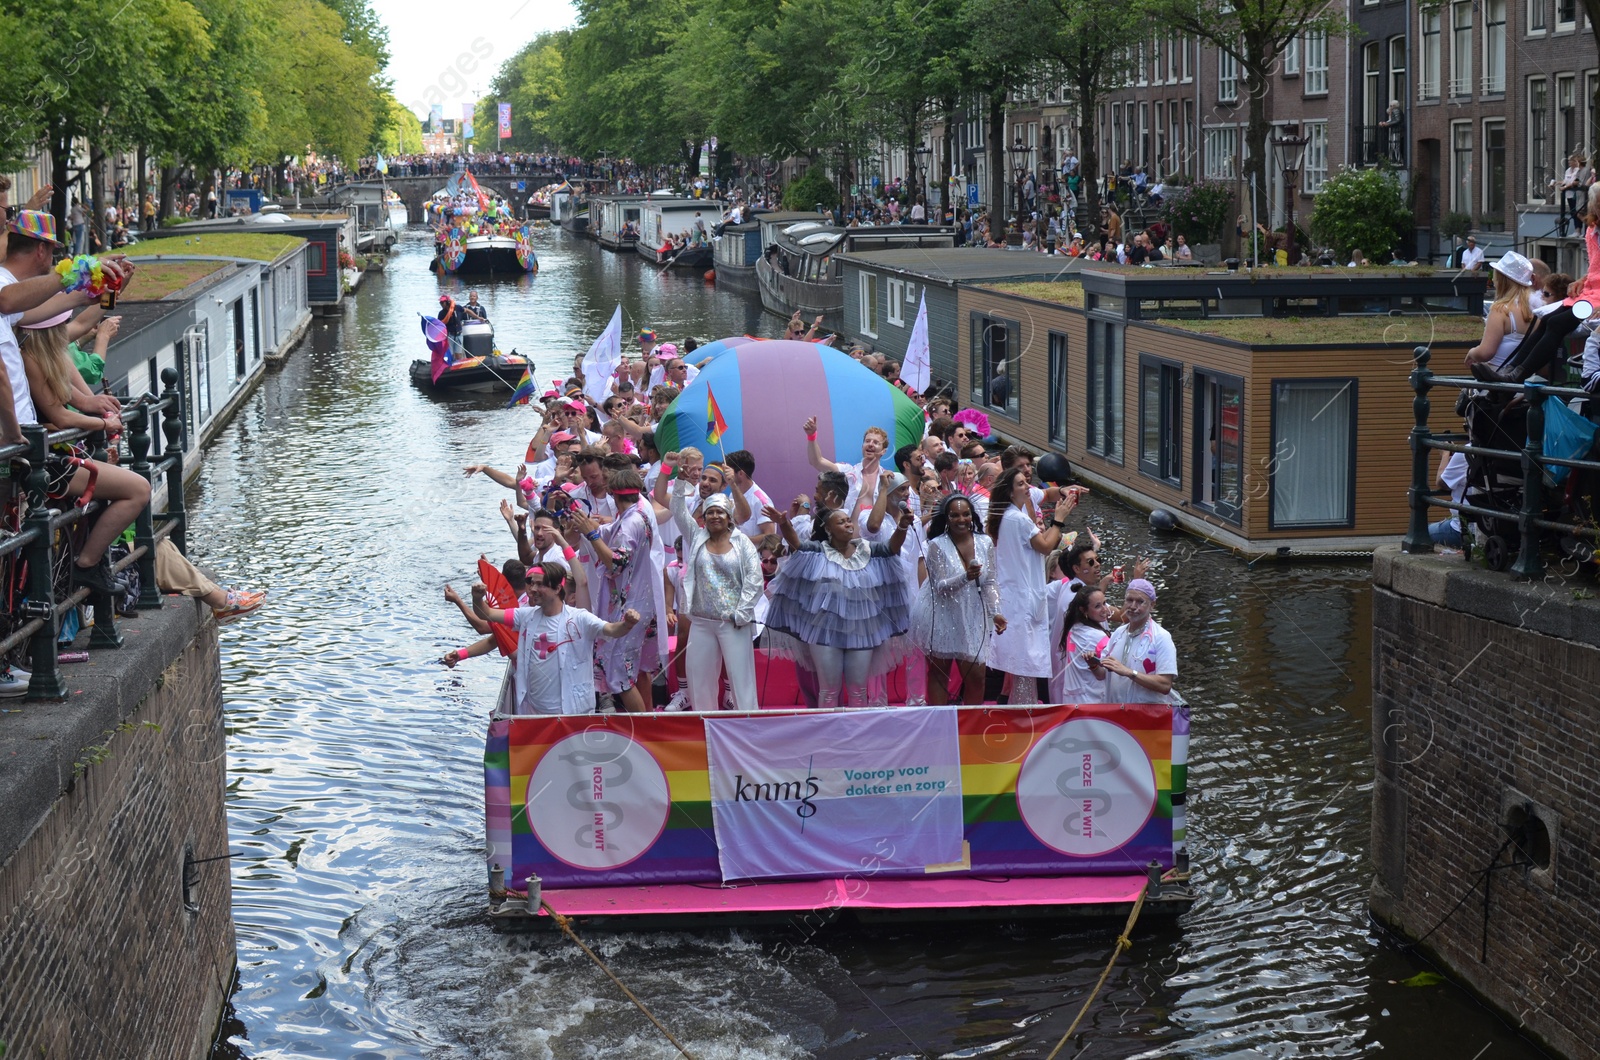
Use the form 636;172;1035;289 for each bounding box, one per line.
369;174;566;223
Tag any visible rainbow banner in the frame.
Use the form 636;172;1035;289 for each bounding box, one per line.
498;102;512;138
485;703;1186;888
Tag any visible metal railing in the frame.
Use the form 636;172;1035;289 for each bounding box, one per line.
0;367;186;698
1403;347;1600;579
1354;124;1407;167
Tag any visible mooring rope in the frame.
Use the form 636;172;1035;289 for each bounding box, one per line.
539;900;699;1059
1043;884;1149;1060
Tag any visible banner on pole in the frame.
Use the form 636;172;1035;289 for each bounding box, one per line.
461;103;474;140
902;291;931;394
429;104;443;132
498;102;512;138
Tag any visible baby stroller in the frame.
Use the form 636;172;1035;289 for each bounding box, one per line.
1457;388;1530;571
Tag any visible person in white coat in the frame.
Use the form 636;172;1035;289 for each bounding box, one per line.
983;466;1076;703
668;477;764;711
1088;579;1177;704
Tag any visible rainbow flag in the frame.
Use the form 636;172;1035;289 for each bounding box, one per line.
506;368;535;408
705;384;729;447
485;701;1186;889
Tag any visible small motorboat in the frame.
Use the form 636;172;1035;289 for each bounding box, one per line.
410;319;532;393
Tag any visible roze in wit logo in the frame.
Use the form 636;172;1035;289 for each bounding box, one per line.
526;729;670;870
1015;717;1155;858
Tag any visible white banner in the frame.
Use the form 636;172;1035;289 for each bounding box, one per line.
902;291;931;394
704;707;964;881
581;305;623;411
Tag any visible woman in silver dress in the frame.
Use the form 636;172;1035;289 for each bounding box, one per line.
912;493;1006;704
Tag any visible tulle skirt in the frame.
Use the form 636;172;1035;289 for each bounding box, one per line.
762;549;911;674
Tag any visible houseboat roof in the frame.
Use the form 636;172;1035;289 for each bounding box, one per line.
119;258;238;301
838;248;1090;287
129;232;307;265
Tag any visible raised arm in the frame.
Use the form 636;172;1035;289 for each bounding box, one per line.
668;475;699;544
464;464;519;489
1028;488;1076;555
600;609;641;639
885;507;913;555
764;505;801;552
865;473;891;533
802;414;841;474
445;582;491;634
470;582;510;626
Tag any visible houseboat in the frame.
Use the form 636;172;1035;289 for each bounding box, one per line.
526;183;556;220
484;689;1193;930
713;210;817;295
756;222;956;333
550;182;588;235
321;182;400;252
635;197;723;268
591;194;645;251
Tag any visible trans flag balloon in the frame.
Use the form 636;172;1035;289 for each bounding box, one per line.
654;340;924;511
683;335;756;367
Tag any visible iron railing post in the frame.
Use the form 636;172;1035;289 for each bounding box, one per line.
21;425;64;699
126;400;161;609
159;367;186;555
1512;382;1547;580
1403;346;1437;554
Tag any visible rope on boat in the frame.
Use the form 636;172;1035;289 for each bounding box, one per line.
539;899;699;1059
1042;884;1148;1060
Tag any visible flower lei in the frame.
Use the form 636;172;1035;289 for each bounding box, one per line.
54;255;118;296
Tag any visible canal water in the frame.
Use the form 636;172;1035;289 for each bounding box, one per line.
195;230;1546;1059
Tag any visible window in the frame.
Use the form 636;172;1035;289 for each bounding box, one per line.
859;272;878;336
1168;37;1179;83
1420;10;1441;99
1086;320;1124;461
1270;379;1357;529
1484;0;1506;93
1185;101;1197;176
969;312;1019;415
1182;38;1192;81
1559;73;1577;159
1194;371;1242;523
1303;121;1329;192
1451;121;1473;214
1363;42;1382;130
146;356;158;396
1558;0;1576;28
1389;36;1407;105
1048;332;1069;445
1219;48;1239;102
1283;36;1299;76
1450;2;1472;97
1111;102;1122;164
887;277;904;327
1304;31;1328;95
1484;120;1507;225
1530;0;1547;32
1139;357;1183;485
1530;76;1550;201
1205;126;1239;178
306;241;326;275
230;298;245;379
1589;72;1599;167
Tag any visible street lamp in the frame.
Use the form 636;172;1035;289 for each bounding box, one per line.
914;144;933;218
1008;138;1029;242
1272;123;1310;265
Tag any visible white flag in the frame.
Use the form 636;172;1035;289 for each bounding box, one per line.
581;305;623;410
903;291;931;394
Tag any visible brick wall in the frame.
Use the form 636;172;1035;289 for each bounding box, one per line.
1372;547;1600;1059
0;608;232;1060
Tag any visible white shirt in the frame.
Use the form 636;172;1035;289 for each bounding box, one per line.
571;484;618;522
507;605;610;714
1104;619;1178;704
0;268;37;425
737;481;773;537
648;363;699;391
1462;245;1485;270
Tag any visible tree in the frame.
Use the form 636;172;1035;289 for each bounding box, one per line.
961;0;1044;227
1161;0;1349;217
477;33;568;152
378;94;423;156
1310;165;1410;261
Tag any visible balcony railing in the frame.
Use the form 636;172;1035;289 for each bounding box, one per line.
1355;124;1408;166
1447;76;1473;97
1482;71;1506;94
0;370;186;698
1419;79;1440;100
1404;348;1600;578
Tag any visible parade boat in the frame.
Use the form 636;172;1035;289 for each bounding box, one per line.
526;183;557;220
482;666;1193;931
636;196;723;268
409;318;531;392
431;222;538;276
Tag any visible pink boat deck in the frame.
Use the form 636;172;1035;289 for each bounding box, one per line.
536;874;1150;920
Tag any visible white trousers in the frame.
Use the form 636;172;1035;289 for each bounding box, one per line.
686;616;757;711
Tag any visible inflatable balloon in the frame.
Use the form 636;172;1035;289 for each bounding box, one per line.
654;340;924;512
683;335;755;368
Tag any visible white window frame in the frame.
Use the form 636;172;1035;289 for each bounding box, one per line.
1303;31;1328;95
1529;75;1550;203
1303;121;1329;192
1218;49;1239;102
1389;36;1407;105
1529;0;1547;33
859;272;878;337
1283;36;1300;76
1420;10;1441;99
1557;0;1576;31
1450;1;1473;97
1484;0;1507;93
1483;118;1507;220
886;277;904;327
1205;126;1239;179
1451;120;1473;214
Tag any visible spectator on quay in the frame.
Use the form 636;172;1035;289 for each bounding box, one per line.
1460;235;1485;271
1464;251;1534;372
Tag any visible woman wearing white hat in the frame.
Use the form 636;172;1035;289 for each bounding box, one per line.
1465;251;1535;372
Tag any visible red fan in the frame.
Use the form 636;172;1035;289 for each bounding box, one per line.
478;556;519;656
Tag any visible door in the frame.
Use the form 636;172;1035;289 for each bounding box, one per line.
1193;371;1242;523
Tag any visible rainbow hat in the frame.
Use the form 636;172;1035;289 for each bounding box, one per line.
8;210;61;245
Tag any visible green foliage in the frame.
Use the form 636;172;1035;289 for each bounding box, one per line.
1310;165;1412;261
782;168;840;211
379;94;423;156
1439;211;1473;242
1162;181;1234;243
74;720;161;779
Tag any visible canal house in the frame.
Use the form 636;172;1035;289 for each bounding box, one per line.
954;267;1488;553
838;249;1090;391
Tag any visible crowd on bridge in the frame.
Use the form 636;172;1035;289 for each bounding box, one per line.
443;327;1179;715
